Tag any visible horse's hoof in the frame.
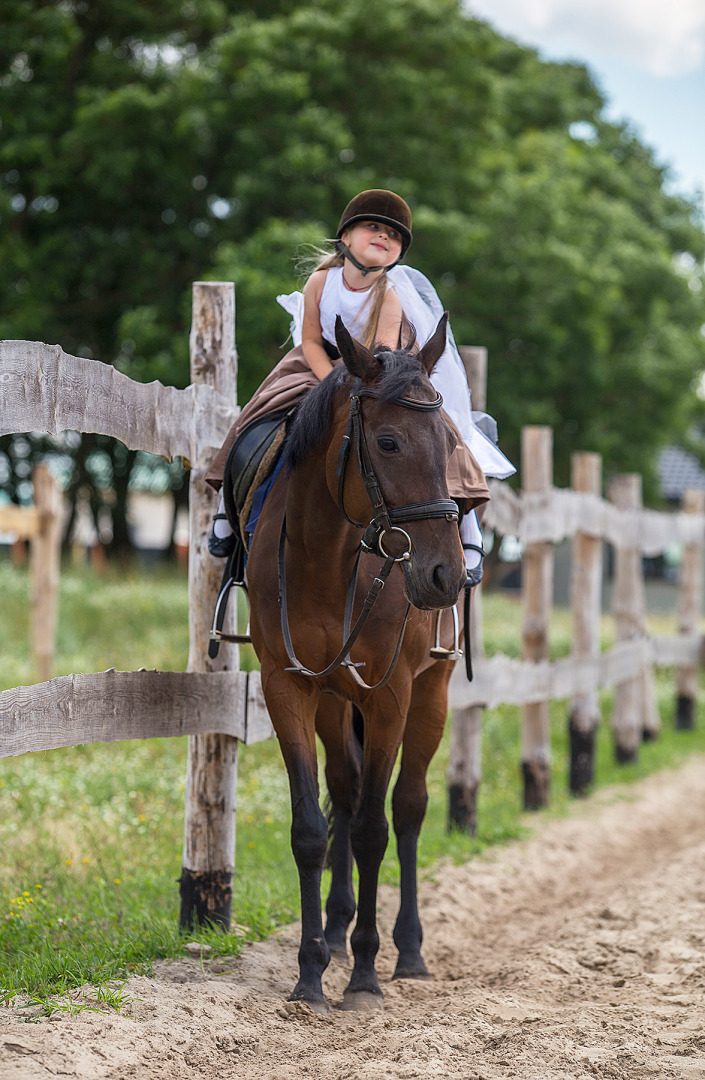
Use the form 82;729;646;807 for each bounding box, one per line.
392;957;432;981
285;996;330;1017
340;989;384;1012
307;998;331;1017
392;968;433;981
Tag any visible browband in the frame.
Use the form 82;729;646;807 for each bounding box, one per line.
356;385;444;412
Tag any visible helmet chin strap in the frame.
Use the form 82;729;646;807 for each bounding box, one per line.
336;240;400;276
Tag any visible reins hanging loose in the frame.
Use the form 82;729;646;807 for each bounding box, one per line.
278;512;412;690
278;377;459;690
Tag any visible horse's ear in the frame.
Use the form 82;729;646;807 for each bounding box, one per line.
417;313;449;376
334;315;381;382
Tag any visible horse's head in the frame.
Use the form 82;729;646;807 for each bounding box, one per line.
327;314;466;610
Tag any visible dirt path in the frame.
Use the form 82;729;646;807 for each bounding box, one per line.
4;758;705;1080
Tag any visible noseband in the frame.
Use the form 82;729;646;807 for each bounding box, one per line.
278;376;459;689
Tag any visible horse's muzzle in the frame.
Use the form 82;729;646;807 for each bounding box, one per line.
401;557;465;610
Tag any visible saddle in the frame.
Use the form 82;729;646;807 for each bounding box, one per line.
208;407;294;658
222;407;295;549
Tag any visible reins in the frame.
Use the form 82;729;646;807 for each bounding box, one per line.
279;377;459;689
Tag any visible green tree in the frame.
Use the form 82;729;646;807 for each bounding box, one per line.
413;129;705;489
1;0;703;536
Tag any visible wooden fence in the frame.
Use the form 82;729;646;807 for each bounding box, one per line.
0;465;61;680
1;284;275;930
446;426;705;825
2;282;703;924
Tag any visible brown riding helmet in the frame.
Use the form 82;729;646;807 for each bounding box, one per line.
336;189;413;256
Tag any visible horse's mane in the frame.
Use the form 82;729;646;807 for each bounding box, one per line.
283;340;430;471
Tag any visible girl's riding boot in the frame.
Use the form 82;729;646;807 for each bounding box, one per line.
208;493;236;558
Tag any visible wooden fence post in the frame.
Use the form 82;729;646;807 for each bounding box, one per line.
568;452;602;795
521;426;553;809
447;346;486;833
30;464;62;682
608;473;659;760
180;283;239;930
458;346;487;411
676;488;705;729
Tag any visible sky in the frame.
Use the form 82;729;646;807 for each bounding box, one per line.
466;0;705;206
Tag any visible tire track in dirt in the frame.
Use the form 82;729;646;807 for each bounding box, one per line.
3;757;705;1079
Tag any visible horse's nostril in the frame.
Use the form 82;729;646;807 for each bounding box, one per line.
432;563;448;591
431;561;465;600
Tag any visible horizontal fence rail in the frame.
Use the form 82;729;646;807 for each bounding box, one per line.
0;669;273;759
0;631;697;759
0;339;237;462
448;634;702;711
0;504;40;538
485;480;705;553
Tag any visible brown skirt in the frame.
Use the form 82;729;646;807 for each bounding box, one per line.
205;345;490;509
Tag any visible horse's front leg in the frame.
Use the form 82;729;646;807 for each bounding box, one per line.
316;698;362;961
263;669;331;1013
343;695;407;1011
392;661;453;980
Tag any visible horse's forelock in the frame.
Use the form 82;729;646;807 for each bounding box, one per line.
373;345;428;403
284;345;430;471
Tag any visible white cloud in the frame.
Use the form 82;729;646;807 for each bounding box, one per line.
466;0;705;76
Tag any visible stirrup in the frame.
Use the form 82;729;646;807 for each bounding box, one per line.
463;542;484;589
430;603;463;661
208;543;252;658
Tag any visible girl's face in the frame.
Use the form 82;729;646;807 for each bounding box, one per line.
342;220;403;267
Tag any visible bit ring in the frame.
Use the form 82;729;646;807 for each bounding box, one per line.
378;527;413;562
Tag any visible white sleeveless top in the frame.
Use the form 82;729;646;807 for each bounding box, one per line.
318;267;377;346
276;265;515;479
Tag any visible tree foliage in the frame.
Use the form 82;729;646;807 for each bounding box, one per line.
1;0;703;531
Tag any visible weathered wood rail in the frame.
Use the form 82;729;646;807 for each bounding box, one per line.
0;339;234;464
0;669;272;757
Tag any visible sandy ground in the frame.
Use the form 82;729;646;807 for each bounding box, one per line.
3;758;705;1080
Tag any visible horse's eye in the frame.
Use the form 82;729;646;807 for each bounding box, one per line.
377;437;398;453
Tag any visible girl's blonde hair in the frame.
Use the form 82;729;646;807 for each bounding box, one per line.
296;239;389;351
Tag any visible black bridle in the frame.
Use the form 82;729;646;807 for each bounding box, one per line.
278;376;459;689
336;377;459;555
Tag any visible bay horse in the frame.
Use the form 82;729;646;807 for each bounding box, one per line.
245;313;467;1014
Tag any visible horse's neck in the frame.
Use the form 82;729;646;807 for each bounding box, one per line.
286;450;359;570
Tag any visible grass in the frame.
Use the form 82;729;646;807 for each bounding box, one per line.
2;556;705;1015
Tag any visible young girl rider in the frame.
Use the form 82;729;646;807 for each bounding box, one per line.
205;189;515;580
